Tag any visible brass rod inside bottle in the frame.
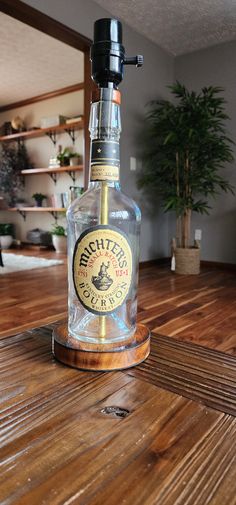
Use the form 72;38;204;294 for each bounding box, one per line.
99;180;108;338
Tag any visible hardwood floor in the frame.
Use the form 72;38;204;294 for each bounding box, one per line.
1;249;236;355
0;249;67;338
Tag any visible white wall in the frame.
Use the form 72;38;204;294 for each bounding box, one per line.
22;0;174;261
175;41;236;264
0;89;84;241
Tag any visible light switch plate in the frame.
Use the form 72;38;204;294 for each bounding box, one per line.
130;156;136;171
195;229;202;240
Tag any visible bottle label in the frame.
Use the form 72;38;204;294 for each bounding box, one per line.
73;225;132;315
90;140;120;181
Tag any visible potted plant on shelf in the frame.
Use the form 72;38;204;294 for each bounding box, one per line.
0;223;14;249
56;146;71;167
138;82;234;274
56;146;81;167
69;152;81;167
32;193;47;207
51;224;67;254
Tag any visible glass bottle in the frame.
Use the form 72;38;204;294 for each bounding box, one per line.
67;88;141;344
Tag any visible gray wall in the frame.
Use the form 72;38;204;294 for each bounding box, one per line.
22;0;174;261
175;41;236;264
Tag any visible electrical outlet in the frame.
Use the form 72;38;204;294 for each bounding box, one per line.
195;229;202;241
130;156;136;171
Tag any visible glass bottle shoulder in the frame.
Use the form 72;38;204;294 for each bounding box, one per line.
67;183;141;223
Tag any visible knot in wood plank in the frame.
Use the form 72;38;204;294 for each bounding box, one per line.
101;406;130;418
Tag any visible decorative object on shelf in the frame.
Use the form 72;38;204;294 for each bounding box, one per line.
11;116;25;132
66;115;83;125
14;198;29;208
0;223;14;249
0;143;25;205
138;82;235;275
56;146;81;168
32;193;47;207
49;154;60;168
69;152;81;166
69;186;83;201
56;146;71;166
40;115;67;129
53;18;149;372
51;224;67;254
26;228;52;247
61;192;70;208
50;193;63;208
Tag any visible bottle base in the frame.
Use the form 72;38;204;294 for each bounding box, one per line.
53;322;150;371
68;311;135;345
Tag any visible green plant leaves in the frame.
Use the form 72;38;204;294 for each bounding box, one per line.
137;82;235;218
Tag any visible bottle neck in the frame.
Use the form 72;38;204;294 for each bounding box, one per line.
89;89;121;184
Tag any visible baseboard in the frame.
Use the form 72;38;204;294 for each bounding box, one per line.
139;257;236;271
139;257;170;269
201;260;236;271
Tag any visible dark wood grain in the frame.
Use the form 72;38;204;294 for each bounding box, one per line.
1;323;236;505
126;332;236;416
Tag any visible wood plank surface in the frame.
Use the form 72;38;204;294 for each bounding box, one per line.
21;165;83;175
1;252;236;356
0;250;68;337
126;332;236;416
1;324;236;504
8;207;66;212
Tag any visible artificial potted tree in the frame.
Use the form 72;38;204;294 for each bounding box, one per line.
138;82;234;274
51;224;67;253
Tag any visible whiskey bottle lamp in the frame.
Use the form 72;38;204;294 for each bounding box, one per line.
53;18;150;370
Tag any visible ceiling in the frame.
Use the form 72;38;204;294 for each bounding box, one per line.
0;12;84;107
95;0;236;56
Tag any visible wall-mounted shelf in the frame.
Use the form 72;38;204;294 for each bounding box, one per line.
0;119;84;145
8;207;66;222
21;165;83;183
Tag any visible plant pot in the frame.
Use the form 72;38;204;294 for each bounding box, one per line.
70;157;79;166
0;235;13;249
175;247;200;275
52;235;67;254
35;201;43;207
60;159;70;167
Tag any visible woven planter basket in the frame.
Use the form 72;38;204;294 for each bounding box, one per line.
175;247;200;275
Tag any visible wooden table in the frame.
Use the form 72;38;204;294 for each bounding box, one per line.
1;322;236;505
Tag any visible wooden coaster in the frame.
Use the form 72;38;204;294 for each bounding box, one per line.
53;323;150;371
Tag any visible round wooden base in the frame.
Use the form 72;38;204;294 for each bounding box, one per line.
53;323;150;371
